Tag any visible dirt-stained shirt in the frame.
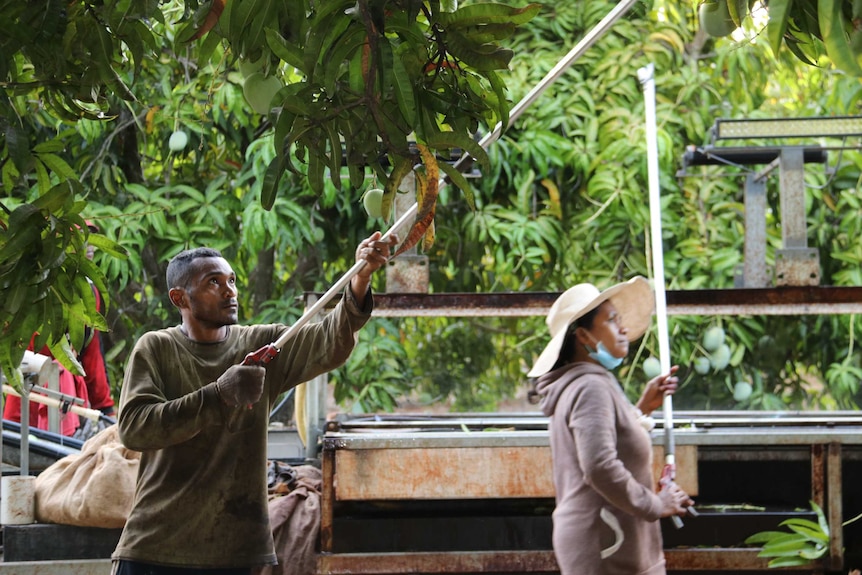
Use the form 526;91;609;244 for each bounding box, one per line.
112;288;371;568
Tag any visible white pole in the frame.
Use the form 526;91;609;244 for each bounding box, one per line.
637;64;673;427
638;63;686;528
3;385;102;422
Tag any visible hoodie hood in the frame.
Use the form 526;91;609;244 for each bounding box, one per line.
535;362;612;417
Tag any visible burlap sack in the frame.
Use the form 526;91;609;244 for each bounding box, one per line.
34;424;140;528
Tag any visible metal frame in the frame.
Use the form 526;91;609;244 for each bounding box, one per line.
317;414;858;573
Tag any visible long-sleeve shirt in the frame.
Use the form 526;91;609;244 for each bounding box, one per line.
112;289;371;568
536;362;665;575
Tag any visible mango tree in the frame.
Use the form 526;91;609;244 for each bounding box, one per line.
0;0;538;385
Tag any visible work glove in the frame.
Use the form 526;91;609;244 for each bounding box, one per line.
215;364;266;407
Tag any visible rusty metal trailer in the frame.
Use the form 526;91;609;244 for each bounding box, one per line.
279;288;862;575
316;411;862;575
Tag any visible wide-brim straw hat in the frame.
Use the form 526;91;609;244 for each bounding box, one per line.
527;276;654;377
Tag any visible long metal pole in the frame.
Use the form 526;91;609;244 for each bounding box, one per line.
271;0;640;351
638;63;693;528
638;64;673;455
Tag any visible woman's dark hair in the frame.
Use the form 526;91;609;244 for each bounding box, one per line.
527;304;602;404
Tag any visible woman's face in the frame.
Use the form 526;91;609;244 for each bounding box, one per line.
583;301;629;358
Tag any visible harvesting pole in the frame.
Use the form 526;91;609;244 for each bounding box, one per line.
638;62;697;528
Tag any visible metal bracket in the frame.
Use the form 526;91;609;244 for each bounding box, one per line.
385;255;429;293
775;248;820;287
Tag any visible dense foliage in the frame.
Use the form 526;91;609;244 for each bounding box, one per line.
2;0;862;413
337;0;862;413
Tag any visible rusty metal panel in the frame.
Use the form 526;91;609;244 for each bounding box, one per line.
811;444;825;507
0;561;112;575
671;426;862;446
307;287;862;317
664;548;824;571
334;446;554;500
320;448;336;553
663;286;861;316
652;445;699;496
332;443;697;501
368;292;558;317
318;550;559;574
827;443;843;572
324;430;550;450
317;549;824;574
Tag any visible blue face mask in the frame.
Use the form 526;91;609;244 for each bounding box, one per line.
586;341;624;370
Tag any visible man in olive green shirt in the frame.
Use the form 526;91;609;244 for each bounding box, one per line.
112;232;396;575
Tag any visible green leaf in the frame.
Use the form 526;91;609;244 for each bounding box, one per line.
242;0;279;57
445;31;514;71
5;122;31;174
819;0;862;76
323;24;366;94
306;148;325;196
727;0;749;26
391;40;417;127
323;123;343;189
779;519;829;543
766;0;792;57
348;44;366;93
767;555;814;568
424;131;490;172
484;69;510;133
437;160;476;210
811;500;829;535
437;3;542;27
36;153;76;181
265;28;305;71
46;334;84;376
262;156;285;210
85;233;128;260
229;0;261;55
304;3;352;79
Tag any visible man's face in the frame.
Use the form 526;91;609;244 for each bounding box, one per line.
181;257;239;328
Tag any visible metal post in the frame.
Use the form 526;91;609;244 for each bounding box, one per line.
45;362;60;435
740;174;769;288
639;62;687;528
20;381;30;477
775;148;820;285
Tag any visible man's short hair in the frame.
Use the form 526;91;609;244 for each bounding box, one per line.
166;247;223;289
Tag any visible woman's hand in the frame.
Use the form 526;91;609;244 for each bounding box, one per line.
657;479;695;518
636;365;679;415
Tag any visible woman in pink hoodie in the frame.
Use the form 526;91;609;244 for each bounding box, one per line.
529;276;693;575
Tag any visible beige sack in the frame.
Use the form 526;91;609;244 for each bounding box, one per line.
34;424;140;528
